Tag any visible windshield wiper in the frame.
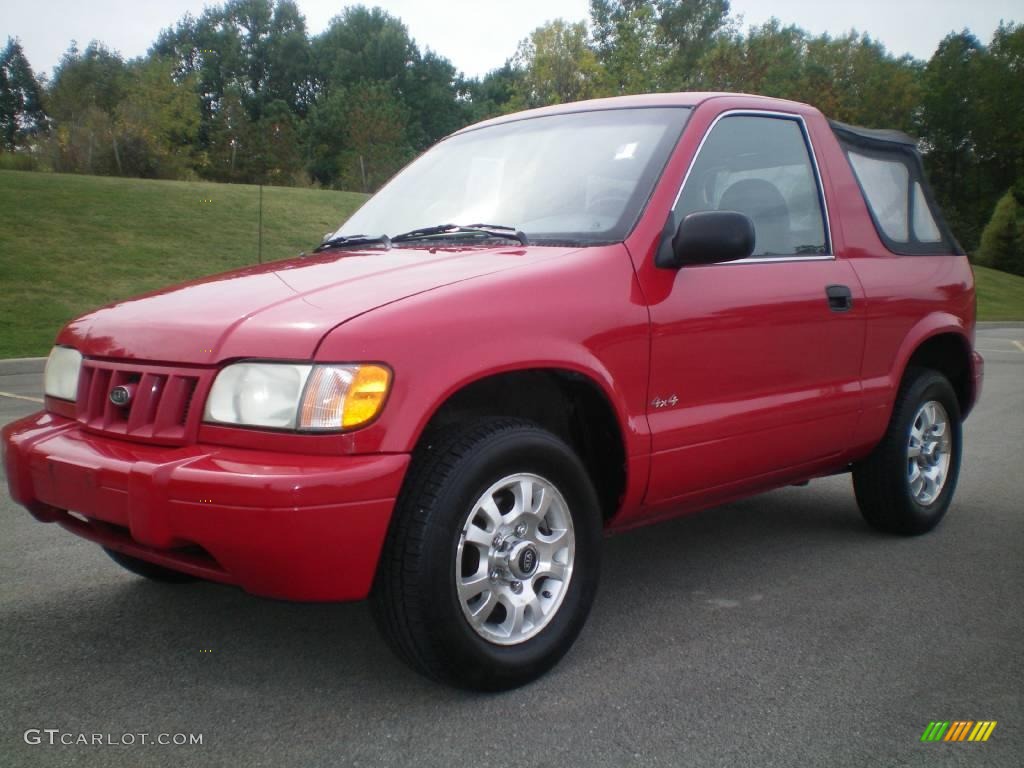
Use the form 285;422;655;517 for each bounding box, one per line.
314;234;391;253
391;223;529;246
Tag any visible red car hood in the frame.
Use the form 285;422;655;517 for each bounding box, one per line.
59;245;574;364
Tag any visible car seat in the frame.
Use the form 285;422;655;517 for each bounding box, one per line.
718;179;791;256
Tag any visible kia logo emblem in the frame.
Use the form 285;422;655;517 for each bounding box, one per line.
109;386;131;407
519;548;537;576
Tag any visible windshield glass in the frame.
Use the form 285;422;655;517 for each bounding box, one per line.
335;107;691;245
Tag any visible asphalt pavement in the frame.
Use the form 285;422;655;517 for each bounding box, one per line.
1;327;1021;767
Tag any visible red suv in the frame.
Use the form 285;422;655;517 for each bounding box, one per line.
3;93;983;690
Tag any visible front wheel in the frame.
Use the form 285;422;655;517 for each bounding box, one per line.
372;418;602;690
853;367;963;535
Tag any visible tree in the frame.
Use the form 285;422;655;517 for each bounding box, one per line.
918;31;994;250
112;58;201;177
656;0;731;87
336;81;413;192
45;42;130;174
513;20;602;107
248;99;304;185
463;63;523;121
401;49;467;149
976;188;1024;276
312;6;414;95
302;80;412;191
204;88;249;181
151;0;311;180
47;41;129;121
168;0;313;121
261;0;314;116
152;12;240;134
588;1;731;93
695;19;806;98
0;38;46;151
312;7;462;151
977;24;1024;199
801;33;921;132
302;87;348;186
590;0;663;94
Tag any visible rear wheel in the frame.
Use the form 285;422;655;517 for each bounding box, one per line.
853;368;962;535
103;547;197;583
372;418;602;690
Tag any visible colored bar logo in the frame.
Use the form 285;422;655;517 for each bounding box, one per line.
921;721;997;742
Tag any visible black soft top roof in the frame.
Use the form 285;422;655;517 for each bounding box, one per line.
829;120;917;149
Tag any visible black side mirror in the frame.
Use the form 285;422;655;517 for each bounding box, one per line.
657;210;755;269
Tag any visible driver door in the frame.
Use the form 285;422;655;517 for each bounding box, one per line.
643;112;865;507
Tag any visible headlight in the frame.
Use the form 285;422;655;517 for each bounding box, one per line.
43;346;83;401
203;362;391;431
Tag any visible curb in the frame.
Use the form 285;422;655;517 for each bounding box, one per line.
977;321;1024;328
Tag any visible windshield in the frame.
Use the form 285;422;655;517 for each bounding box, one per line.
334;107;691;246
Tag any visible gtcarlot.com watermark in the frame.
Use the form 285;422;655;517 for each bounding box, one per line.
24;729;203;747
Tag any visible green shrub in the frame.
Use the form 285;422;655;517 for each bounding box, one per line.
0;151;38;171
1013;176;1024;206
976;187;1024;276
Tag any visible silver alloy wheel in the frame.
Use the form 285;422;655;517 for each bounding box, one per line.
455;473;575;646
907;400;952;506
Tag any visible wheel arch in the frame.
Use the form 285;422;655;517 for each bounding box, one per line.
410;366;630;524
891;316;975;418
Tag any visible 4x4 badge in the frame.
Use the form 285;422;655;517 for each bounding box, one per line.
651;395;679;409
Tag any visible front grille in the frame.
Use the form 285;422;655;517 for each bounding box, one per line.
76;360;212;445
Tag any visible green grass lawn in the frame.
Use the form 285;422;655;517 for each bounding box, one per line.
1;170;1022;358
972;264;1024;321
0;170;367;358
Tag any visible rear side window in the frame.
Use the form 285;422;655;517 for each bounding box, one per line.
848;153;909;241
838;137;956;255
912;183;942;242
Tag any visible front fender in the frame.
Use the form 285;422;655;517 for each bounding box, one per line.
314;245;653;459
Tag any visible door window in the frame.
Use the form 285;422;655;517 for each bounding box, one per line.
675;115;828;257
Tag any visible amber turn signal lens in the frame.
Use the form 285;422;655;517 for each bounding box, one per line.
342;365;392;428
297;364;391;431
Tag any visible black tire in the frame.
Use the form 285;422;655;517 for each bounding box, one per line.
372;418;602;691
853;367;963;535
103;547;197;583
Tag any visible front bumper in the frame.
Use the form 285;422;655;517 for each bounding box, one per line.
2;412;410;601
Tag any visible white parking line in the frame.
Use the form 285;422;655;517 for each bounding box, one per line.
1013;340;1024;353
0;391;43;404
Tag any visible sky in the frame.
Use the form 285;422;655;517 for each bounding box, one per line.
2;0;1020;80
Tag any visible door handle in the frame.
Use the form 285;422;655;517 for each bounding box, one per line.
826;284;853;312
